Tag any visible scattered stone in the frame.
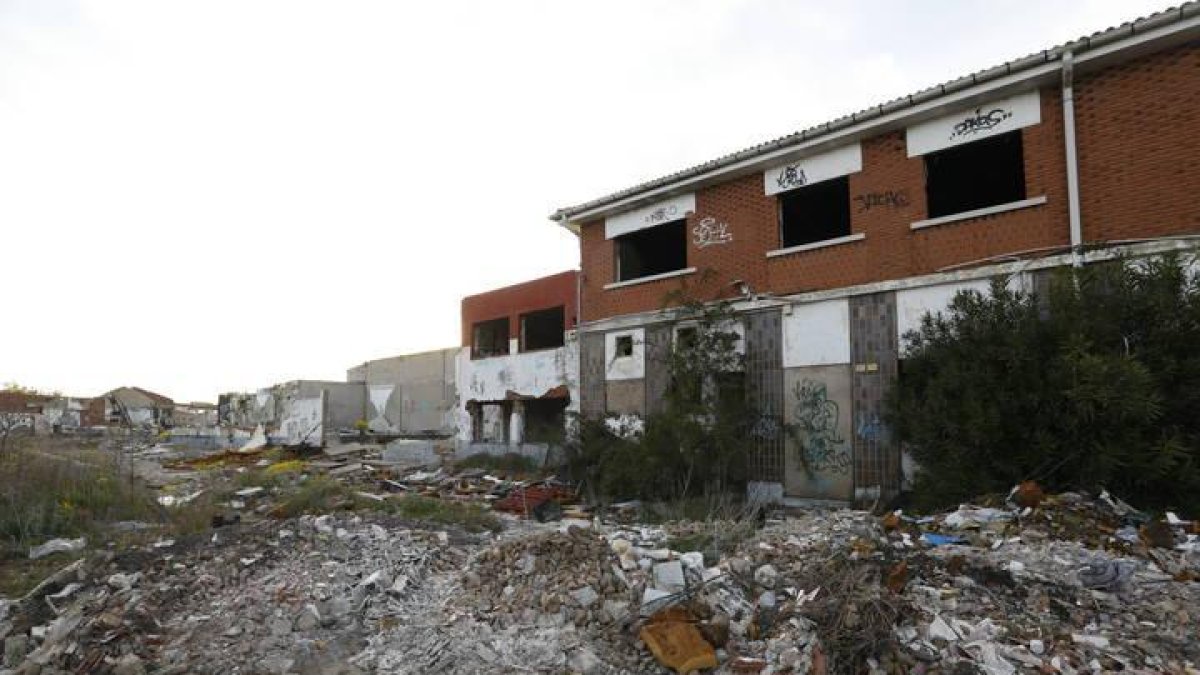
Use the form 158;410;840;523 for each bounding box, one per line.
753;563;778;589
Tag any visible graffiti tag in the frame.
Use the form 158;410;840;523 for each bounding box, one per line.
692;216;733;248
855;413;887;444
749;415;781;441
949;107;1013;139
790;379;851;476
644;204;679;226
775;164;808;191
853;190;909;213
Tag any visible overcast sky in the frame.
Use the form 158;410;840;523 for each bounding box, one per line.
0;0;1169;402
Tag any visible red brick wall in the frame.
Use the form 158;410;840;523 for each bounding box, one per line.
1075;44;1200;242
578;42;1197;323
460;270;579;348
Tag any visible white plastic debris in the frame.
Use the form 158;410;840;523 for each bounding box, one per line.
29;537;86;560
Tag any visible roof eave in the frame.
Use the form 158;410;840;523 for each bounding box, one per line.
549;5;1200;226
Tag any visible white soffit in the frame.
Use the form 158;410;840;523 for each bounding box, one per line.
763;143;862;197
604;193;696;240
906;90;1041;157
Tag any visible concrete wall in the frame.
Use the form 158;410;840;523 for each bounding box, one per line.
347;348;458;436
280;381;365;432
455;334;579;442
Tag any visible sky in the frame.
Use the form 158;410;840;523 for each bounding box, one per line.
0;0;1171;403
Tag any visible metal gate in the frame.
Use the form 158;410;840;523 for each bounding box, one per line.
744;309;785;483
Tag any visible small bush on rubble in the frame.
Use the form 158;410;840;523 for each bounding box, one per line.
566;293;751;502
890;254;1200;513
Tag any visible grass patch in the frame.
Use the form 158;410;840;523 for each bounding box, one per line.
275;478;502;533
276;476;355;517
0;442;160;551
390;495;502;533
456;452;540;474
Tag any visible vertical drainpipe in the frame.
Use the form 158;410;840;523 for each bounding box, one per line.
1062;50;1084;267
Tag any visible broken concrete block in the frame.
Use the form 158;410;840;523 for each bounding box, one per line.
653;560;685;593
640;617;718;674
570;585;599;608
753;563;778;589
111;654;146;675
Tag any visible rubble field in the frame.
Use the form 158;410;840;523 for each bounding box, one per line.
1;441;1198;675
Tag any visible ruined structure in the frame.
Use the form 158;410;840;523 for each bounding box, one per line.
456;270;579;460
346;348;458;438
551;9;1200;504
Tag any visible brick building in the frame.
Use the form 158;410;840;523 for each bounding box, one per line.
456;270;579;452
551;7;1200;504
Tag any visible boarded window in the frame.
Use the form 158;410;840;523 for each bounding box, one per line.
520;306;565;352
615;220;687;282
925;131;1025;218
779;176;851;248
472;318;509;358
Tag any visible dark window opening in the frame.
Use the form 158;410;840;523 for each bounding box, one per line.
779;176;851;248
715;371;746;411
615;335;634;357
615;220;687;282
925;131;1025;218
524;398;569;443
520;306;565;352
675;326;698;352
472;318;509;358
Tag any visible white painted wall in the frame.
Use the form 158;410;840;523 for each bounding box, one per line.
277;393;324;447
605;327;645;380
366;384;395;432
763;143;862;196
895;279;992;348
906;90;1041;156
454;334;580;442
605;193;696;239
782;298;851;367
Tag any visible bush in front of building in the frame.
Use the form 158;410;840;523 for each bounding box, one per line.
890;254;1200;514
566;297;751;503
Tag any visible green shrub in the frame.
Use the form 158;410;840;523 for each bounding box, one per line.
566;291;751;502
889;255;1200;514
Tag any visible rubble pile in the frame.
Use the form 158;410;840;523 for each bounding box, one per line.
0;514;472;675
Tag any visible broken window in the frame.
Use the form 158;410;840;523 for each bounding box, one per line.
524;398;568;443
472;318;509;358
779;176;851;248
614;335;634;357
615;219;687;282
925;131;1025;218
520;306;565;352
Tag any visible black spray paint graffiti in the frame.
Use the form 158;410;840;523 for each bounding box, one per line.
775;164;808;191
692;216;733;248
644;204;680;225
853;190;910;213
949;107;1013;139
790;379;851;476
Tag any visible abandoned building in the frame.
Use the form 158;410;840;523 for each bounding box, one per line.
346;348;458;438
88;387;175;430
218;381;366;447
550;10;1200;505
456;270;579;458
